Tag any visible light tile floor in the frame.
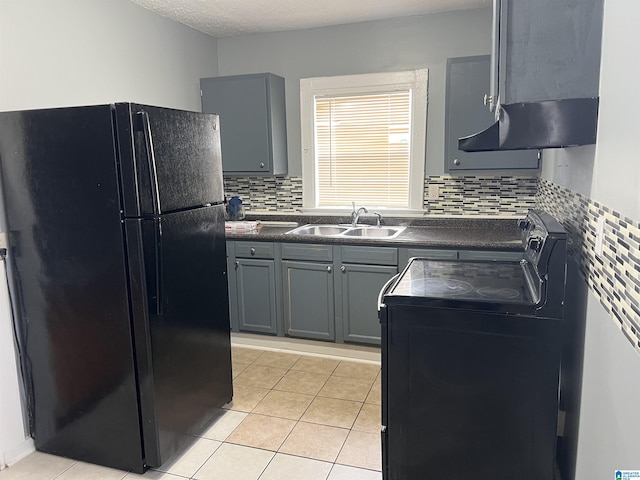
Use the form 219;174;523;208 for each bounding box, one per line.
0;346;382;480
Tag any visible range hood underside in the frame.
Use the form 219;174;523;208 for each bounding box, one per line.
458;98;599;152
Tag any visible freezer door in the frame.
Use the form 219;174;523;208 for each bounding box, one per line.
115;103;224;216
0;105;145;473
125;204;232;468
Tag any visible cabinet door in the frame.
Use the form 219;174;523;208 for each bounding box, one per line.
340;263;397;345
235;258;278;334
282;260;334;341
445;56;539;171
200;73;287;175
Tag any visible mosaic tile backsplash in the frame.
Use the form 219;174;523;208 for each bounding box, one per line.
536;179;640;356
223;175;538;215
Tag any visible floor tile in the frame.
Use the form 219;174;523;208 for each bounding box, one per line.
300;396;363;429
54;461;127;480
290;356;340;375
199;409;248;441
279;422;349;463
223;384;271;412
226;414;296;451
0;452;75;480
364;378;381;405
352;403;381;434
252;351;301;369
193;443;274;480
123;470;187;479
232;347;265;364
332;362;380;381
251;390;314;420
273;370;330;396
153;437;221;478
233;362;251;379
258;453;332;480
318;375;373;402
336;431;381;471
327;464;382;480
234;365;288;389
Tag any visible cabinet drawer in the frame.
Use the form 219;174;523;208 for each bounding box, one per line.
458;250;523;262
341;246;398;266
235;242;275;259
281;243;333;262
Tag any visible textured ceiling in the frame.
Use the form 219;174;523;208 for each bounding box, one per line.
130;0;490;38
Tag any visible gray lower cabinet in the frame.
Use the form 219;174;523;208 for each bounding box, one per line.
337;246;398;346
227;241;278;335
339;263;396;345
281;244;335;341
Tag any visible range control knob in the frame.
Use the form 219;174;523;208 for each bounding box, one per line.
518;219;531;230
528;237;542;252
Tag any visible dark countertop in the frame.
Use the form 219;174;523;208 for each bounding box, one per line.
226;215;524;251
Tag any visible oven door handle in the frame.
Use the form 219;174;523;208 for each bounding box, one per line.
378;273;400;310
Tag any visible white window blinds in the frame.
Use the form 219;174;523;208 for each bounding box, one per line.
314;91;412;208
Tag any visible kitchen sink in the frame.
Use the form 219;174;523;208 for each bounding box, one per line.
285;224;406;239
286;224;351;236
342;226;405;239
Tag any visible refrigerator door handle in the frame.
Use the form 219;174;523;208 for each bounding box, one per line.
150;218;163;316
137;110;162;216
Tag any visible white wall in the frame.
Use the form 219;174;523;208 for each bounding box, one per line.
541;0;640;476
0;0;219;467
216;9;493;176
0;0;218;112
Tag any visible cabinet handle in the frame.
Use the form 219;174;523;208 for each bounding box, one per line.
453;159;460;166
235;260;239;268
327;266;332;273
340;265;346;273
259;162;265;168
483;94;494;106
250;248;256;256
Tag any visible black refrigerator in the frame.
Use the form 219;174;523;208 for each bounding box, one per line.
0;103;232;473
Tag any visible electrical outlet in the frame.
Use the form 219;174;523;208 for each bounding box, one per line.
428;184;440;200
595;216;605;256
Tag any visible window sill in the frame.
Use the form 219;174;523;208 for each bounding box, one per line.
300;208;429;217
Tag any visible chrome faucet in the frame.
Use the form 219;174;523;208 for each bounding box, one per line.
374;212;382;227
351;202;368;227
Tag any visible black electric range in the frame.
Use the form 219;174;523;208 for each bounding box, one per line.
379;210;567;480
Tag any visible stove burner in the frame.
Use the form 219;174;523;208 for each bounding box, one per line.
477;287;521;300
419;279;474;296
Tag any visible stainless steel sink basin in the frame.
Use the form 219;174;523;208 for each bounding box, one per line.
342;226;406;239
285;224;406;239
286;224;351;236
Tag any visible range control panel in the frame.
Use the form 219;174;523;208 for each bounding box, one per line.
519;210;567;277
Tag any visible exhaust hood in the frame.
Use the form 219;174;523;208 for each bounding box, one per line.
458;97;599;152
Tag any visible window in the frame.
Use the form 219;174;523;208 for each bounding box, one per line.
301;69;428;212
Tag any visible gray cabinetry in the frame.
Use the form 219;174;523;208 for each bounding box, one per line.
228;241;278;335
200;73;287;176
281;244;335;341
445;56;538;171
337;246;398;345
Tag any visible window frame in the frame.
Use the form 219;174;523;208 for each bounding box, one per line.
300;69;428;214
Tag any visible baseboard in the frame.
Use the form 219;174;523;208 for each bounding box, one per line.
1;437;35;470
231;332;381;364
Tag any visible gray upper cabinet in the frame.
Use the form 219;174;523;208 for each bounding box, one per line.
200;73;288;176
445;56;539;171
